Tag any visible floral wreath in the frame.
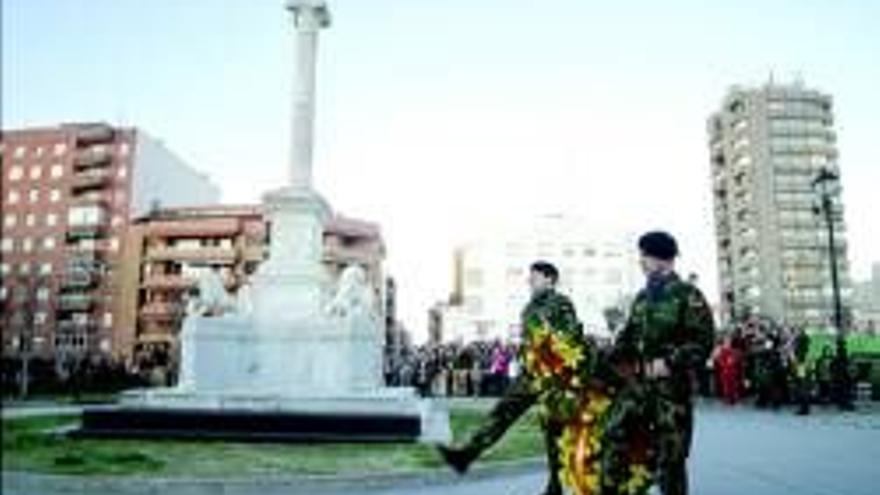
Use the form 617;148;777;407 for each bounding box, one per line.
523;318;653;495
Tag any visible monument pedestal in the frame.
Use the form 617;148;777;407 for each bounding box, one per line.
77;313;450;443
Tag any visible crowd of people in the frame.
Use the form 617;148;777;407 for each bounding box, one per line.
384;339;519;398
385;317;860;416
706;317;855;414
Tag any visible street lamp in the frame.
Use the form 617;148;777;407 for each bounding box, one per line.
811;167;844;336
812;166;855;410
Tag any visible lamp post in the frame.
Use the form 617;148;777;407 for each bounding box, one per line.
812;166;854;409
811;167;844;336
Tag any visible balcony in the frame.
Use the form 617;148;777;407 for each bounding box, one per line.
141;275;197;290
73;148;113;170
139;302;185;321
145;246;237;264
71;168;113;191
57;319;98;333
136;332;175;345
57;293;97;311
767;106;832;121
323;243;376;265
146;218;241;238
70;191;112;209
66;223;109;240
66;248;107;267
60;271;98;289
142;274;238;291
75;125;115;146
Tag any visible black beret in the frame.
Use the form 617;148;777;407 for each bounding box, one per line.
638;231;679;260
530;260;559;282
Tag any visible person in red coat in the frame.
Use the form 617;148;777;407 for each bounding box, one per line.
716;336;743;405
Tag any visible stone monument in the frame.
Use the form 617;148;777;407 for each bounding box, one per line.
77;0;449;444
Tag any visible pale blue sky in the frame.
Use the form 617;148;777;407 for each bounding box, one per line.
4;0;878;337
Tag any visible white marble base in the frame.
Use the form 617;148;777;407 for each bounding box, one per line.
177;314;384;396
120;388;451;443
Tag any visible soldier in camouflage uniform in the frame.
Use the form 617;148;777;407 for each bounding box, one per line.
438;261;582;495
609;231;715;495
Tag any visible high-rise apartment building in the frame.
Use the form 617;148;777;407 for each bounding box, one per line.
1;123;219;366
708;81;851;327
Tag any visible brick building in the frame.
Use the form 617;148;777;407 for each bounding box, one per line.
1;123;218;373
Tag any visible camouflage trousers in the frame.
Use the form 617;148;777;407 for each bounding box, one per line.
458;375;563;492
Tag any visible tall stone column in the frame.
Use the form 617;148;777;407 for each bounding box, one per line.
287;0;330;189
251;0;332;323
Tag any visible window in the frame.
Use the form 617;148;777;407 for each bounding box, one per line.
50;189;61;203
8;165;24;181
36;287;50;301
119;143;130;156
50;164;64;179
3;214;16;228
39;262;52;275
30;166;42;180
0;263;10;275
19;262;31;275
34;146;45;158
42;237;56;251
53;143;67;156
7;190;20;204
34;312;48;325
103;312;113;328
109;237;120;252
25;214;36;227
118;166;128;179
68;205;105;226
77;238;97;250
46;213;58;227
22;238;33;253
1;239;13;252
0;287;6;301
111;215;123;227
14;146;26;158
28;189;39;203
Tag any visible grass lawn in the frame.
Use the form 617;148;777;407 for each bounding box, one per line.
2;405;544;477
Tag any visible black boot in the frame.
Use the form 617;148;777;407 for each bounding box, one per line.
436;445;475;475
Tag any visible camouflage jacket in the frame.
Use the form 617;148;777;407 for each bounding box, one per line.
613;273;715;390
520;288;583;345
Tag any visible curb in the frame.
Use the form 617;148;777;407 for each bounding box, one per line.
2;458;546;494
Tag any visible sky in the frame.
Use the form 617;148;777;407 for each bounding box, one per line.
3;0;879;341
